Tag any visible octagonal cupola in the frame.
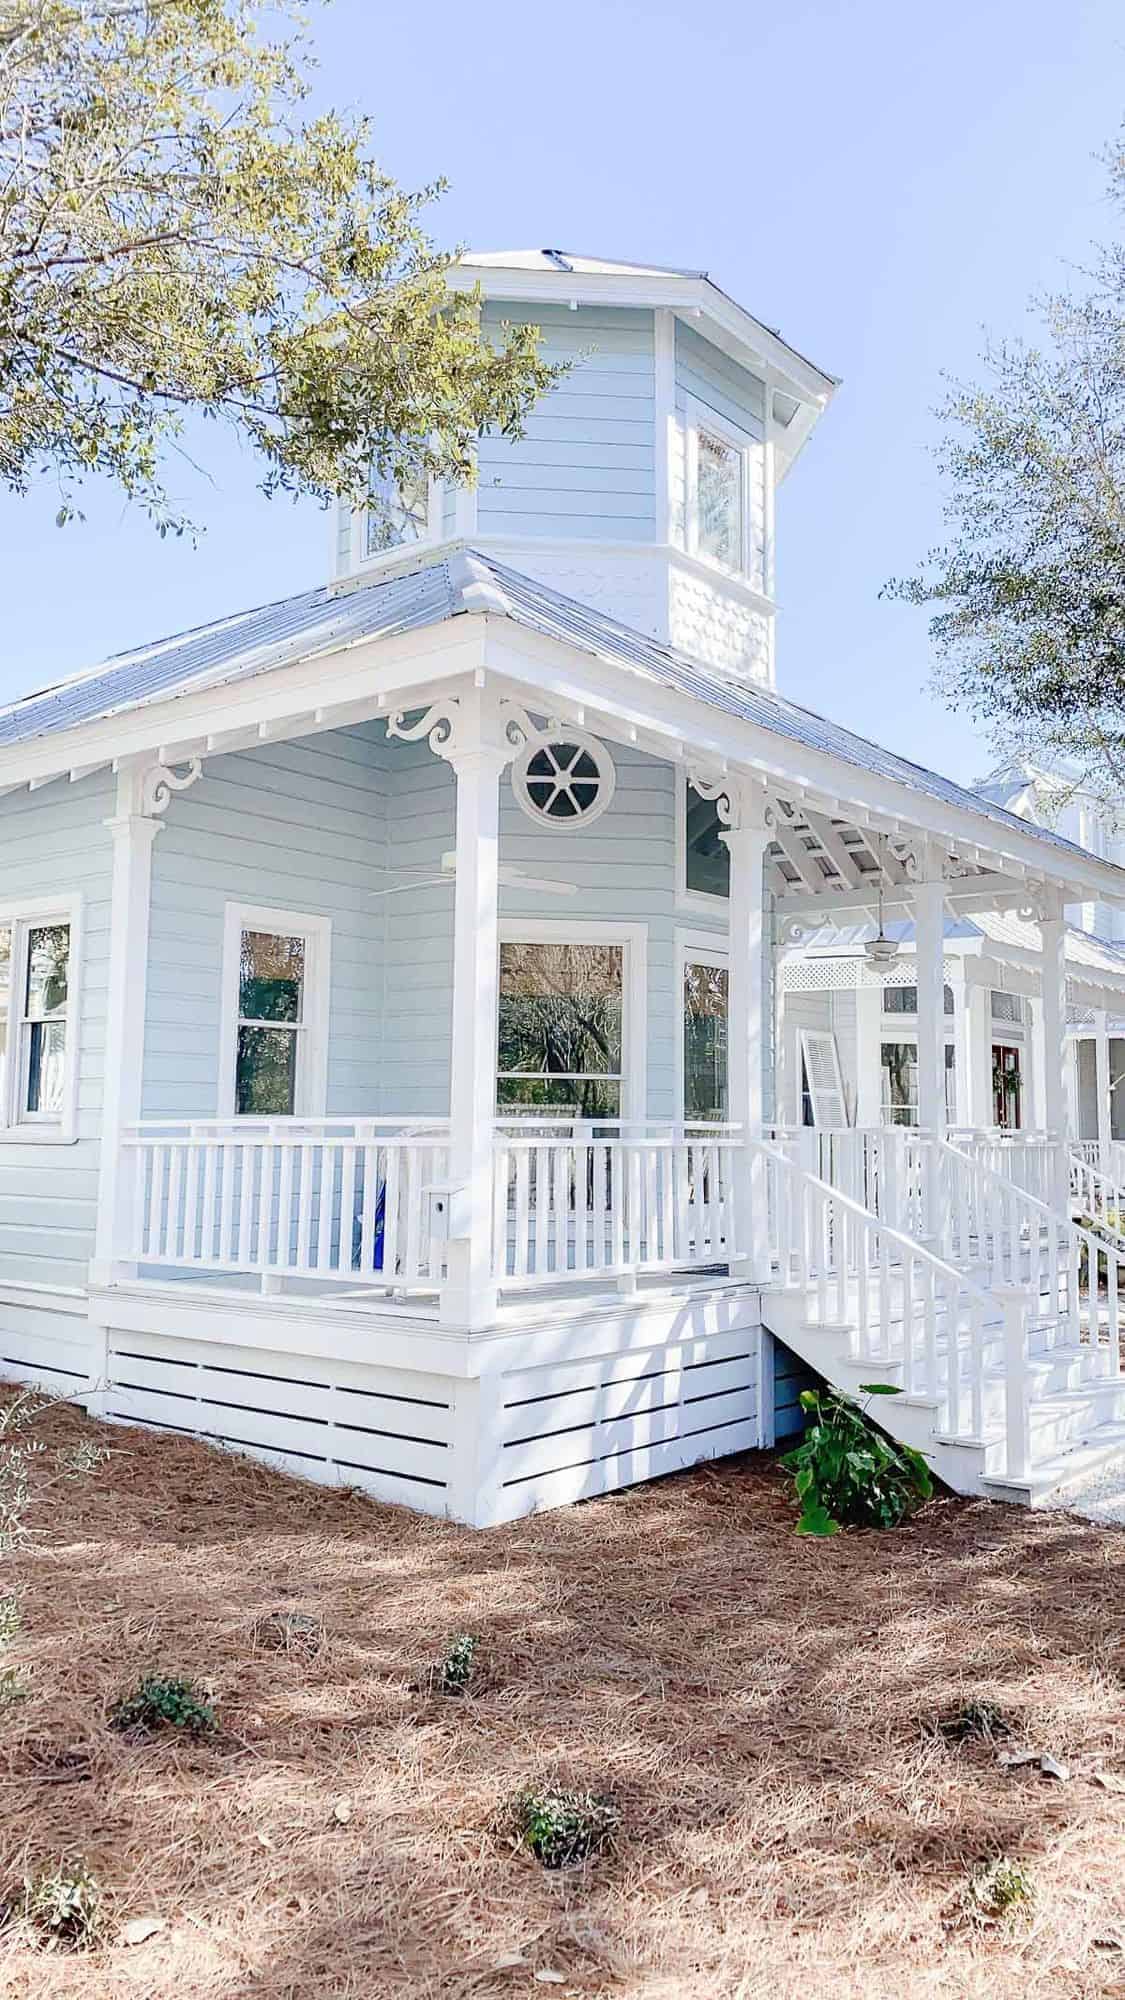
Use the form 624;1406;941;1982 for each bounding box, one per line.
332;250;836;688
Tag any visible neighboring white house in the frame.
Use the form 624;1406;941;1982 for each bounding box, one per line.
5;247;1125;1524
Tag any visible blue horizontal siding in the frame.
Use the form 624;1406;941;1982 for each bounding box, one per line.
675;321;765;437
0;769;114;1290
479;302;656;544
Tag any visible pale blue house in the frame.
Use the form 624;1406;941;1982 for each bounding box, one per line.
3;248;1125;1523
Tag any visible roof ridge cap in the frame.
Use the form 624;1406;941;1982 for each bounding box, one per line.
447;548;512;618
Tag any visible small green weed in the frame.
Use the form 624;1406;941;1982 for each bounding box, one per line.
0;1665;28;1711
434;1632;478;1696
109;1674;215;1737
56;1441;110;1476
781;1385;933;1535
18;1860;104;1950
508;1786;618;1869
966;1857;1034;1921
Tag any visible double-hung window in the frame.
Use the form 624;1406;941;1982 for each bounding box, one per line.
682;949;729;1122
0;907;78;1137
684;397;761;584
220;907;330;1118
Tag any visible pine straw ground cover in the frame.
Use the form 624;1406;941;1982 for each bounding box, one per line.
3;1394;1125;1999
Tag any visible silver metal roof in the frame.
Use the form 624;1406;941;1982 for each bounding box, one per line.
0;545;1109;876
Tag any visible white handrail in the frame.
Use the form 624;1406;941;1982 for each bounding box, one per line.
753;1137;1031;1468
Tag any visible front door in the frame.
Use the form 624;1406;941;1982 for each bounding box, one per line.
993;1043;1022;1129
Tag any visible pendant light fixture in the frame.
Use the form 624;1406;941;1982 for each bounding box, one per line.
864;832;900;966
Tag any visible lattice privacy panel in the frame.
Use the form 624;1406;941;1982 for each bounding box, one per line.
779;957;957;994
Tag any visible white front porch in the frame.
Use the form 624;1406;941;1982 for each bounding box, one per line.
55;638;1125;1523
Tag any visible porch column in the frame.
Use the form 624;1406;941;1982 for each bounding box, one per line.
855;978;883;1127
91;764;163;1285
442;691;512;1330
1094;1009;1112;1162
721;782;773;1284
962;978;994;1129
950;967;972;1128
912;874;947;1140
1039;898;1070;1210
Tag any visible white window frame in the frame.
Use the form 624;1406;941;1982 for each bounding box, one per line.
0;894;82;1145
218;904;331;1120
684;394;758;583
350;470;444;578
877;1033;958;1128
496;919;648;1124
676;771;733;914
675;930;729;1124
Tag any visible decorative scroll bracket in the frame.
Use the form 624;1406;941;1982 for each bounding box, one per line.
140;757;203;818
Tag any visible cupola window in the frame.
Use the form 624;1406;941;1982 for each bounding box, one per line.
683;396;762;587
696;427;743;570
364;463;433;560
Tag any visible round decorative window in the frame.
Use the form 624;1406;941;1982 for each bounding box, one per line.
512;732;616;830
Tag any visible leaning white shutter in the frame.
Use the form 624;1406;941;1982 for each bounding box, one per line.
799;1029;849;1129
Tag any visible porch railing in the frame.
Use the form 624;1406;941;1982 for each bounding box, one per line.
757;1138;1038;1475
119;1119;450;1292
491;1121;743;1287
772;1125;1119;1369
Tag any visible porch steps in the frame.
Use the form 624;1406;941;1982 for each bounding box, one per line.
761;1285;1125;1505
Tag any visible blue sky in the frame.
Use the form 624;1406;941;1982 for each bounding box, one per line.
2;0;1122;786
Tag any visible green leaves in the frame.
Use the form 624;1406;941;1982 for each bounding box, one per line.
781;1385;933;1536
885;135;1125;808
109;1673;216;1736
0;1;561;532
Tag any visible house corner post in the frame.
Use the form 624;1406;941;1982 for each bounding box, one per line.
720;780;773;1285
90;764;162;1286
440;690;513;1331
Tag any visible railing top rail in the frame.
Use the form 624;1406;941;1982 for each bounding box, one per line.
939;1135;1064;1218
495;1130;743;1151
124;1116;450;1134
753;1137;999;1311
493;1118;745;1133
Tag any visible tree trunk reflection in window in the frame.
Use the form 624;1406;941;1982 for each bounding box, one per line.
497;942;623;1119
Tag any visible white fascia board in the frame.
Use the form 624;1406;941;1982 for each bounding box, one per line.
476;621;1125;906
0;619;487;794
445;264;836;411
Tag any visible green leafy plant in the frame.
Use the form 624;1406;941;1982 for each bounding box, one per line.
18;1860;104;1950
965;1857;1034;1922
781;1385;933;1535
109;1674;215;1737
0;1594;19;1650
507;1786;618;1869
434;1633;478;1696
